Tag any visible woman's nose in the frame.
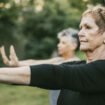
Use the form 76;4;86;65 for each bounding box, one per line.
78;29;85;37
57;44;60;48
58;43;62;48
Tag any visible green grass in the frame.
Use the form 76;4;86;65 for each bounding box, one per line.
0;84;49;105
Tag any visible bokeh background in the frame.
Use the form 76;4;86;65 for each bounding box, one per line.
0;0;104;105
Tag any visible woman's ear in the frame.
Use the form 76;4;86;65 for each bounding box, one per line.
104;40;105;44
102;32;105;44
103;32;105;38
102;32;105;43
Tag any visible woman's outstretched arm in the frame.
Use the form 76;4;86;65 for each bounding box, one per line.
0;66;30;85
29;60;105;92
0;46;62;67
0;60;105;93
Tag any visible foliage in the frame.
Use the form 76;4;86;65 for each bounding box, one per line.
0;0;104;60
22;0;83;59
0;0;26;58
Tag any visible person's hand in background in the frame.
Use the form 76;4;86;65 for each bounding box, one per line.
0;45;19;67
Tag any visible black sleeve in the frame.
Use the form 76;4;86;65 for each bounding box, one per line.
29;60;105;92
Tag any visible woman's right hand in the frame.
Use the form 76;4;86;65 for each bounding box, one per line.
0;45;20;67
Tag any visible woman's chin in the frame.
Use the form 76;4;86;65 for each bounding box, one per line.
58;52;64;56
80;46;88;51
58;51;62;55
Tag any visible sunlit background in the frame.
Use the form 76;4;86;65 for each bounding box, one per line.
0;0;104;105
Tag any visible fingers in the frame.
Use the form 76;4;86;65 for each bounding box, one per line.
0;45;19;66
0;46;10;65
10;45;19;60
9;45;19;66
10;45;17;57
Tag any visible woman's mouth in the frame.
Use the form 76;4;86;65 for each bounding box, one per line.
80;39;87;42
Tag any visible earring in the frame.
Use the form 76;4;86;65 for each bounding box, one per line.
104;40;105;44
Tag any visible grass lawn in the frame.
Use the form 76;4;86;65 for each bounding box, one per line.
0;84;49;105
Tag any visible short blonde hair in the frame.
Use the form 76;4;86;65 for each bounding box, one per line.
83;5;105;33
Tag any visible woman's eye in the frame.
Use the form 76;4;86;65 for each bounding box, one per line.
62;42;65;44
86;26;91;29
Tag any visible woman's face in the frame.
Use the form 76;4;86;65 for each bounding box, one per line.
57;36;76;56
79;14;105;52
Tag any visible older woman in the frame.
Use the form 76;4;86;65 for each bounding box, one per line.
0;5;105;105
0;28;80;66
0;28;80;105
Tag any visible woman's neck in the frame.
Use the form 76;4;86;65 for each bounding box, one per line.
62;51;75;61
86;44;105;63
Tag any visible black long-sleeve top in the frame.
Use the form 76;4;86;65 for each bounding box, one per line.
29;60;105;105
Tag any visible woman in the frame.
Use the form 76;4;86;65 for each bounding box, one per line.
0;28;80;66
0;28;80;105
0;5;105;105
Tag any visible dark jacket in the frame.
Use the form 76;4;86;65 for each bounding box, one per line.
29;60;105;105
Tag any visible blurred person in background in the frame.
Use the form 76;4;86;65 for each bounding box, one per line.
0;28;80;105
0;28;80;66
